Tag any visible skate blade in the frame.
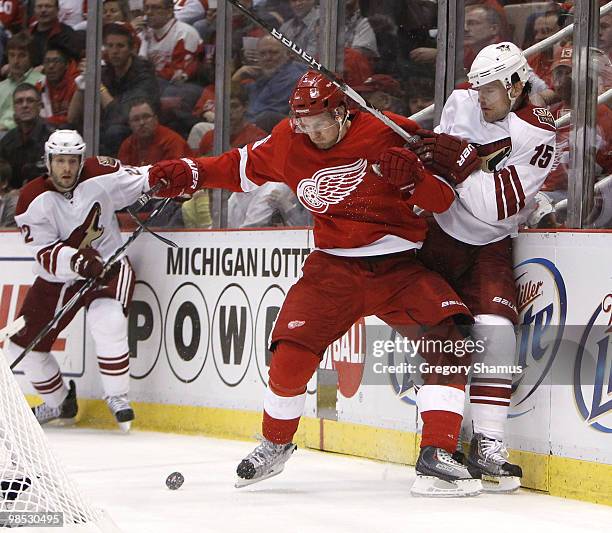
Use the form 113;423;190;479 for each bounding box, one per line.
481;475;521;493
410;475;482;497
234;465;285;489
118;421;132;433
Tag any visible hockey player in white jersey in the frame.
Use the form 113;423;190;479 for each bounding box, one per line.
405;42;556;494
3;130;151;432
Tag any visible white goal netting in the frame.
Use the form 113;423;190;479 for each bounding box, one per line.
0;320;121;532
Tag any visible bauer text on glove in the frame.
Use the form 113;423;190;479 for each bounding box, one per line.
411;129;480;185
148;158;202;197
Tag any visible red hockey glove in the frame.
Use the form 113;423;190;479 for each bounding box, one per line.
148;158;202;198
410;129;480;185
71;248;104;278
378;147;426;195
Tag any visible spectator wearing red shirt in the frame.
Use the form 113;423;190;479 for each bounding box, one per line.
118;99;193;165
40;45;77;127
198;85;267;155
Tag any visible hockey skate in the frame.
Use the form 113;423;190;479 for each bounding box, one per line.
32;379;78;426
104;394;134;433
467;433;522;493
235;436;297;488
411;446;482;497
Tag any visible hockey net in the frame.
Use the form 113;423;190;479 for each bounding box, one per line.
0;319;121;532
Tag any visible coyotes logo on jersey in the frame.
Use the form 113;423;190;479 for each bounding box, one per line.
296;158;368;214
67;202;105;249
474;138;513;173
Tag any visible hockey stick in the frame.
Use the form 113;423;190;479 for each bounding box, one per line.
9;196;172;371
126;209;178;248
225;0;418;143
0;317;25;342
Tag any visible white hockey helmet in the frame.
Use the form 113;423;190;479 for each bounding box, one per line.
45;130;86;190
468;42;529;90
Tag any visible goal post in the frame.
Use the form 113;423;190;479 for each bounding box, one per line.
0;318;122;532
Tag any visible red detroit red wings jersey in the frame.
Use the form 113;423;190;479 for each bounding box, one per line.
195;111;455;255
15;157;150;283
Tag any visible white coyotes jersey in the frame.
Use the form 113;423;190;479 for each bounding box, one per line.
433;89;557;245
15;157;150;284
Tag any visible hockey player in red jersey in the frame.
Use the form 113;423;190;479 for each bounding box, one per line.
148;71;484;496
4;130;152;432
409;42;557;492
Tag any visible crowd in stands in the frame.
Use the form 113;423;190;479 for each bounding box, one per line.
0;0;610;230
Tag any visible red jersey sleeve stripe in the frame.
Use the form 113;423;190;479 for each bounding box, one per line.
49;242;66;275
36;241;62;274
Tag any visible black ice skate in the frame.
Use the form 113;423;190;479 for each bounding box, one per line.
32;380;78;426
235;436;297;488
467;433;522;493
411;446;482;497
104;394;134;433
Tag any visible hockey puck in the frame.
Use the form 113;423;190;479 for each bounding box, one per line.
165;472;184;490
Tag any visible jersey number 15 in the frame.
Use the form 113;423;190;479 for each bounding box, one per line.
530;144;554;168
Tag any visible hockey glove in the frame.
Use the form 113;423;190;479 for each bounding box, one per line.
71;248;104;278
411;129;480;185
148;158;202;198
378;147;426;196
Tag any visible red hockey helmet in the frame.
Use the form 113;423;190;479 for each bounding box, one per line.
289;71;347;133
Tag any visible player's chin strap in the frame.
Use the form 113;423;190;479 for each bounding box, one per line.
9;191;174;372
333;111;350;145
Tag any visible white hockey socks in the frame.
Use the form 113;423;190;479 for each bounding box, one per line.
4;339;68;408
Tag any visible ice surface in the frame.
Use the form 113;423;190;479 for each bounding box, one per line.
42;428;612;533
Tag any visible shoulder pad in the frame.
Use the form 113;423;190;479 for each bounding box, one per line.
16;177;53;217
80;156;121;181
514;105;556;132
